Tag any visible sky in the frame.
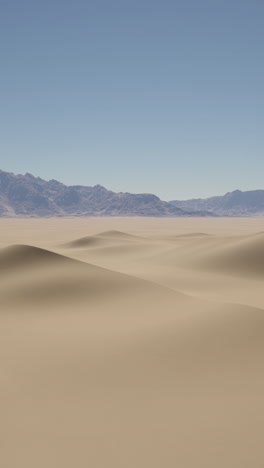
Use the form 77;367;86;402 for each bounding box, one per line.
0;0;263;200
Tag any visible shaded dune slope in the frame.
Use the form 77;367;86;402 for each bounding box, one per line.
167;232;213;239
147;233;264;278
193;233;264;276
63;236;107;249
73;243;164;263
0;244;188;309
0;244;72;272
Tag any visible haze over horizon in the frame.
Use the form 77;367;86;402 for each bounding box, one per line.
1;0;263;200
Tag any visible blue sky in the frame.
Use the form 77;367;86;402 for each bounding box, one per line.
0;0;263;200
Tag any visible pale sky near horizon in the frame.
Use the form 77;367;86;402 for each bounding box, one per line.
0;0;263;201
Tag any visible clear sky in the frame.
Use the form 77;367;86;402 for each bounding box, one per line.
0;0;263;200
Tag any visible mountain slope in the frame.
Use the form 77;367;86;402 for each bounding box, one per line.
170;189;264;216
0;170;214;217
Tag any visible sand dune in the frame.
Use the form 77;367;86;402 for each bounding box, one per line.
96;229;144;239
0;244;74;272
63;230;145;250
167;231;213;238
194;232;264;276
0;243;189;312
151;231;264;277
1;218;264;468
63;235;106;248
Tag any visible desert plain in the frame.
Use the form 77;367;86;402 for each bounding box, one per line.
1;216;264;467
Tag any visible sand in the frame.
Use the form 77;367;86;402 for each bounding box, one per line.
1;217;264;468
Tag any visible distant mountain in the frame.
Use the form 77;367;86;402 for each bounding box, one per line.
0;170;214;217
170;190;264;216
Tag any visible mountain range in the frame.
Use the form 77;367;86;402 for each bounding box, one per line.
2;170;263;217
170;190;264;216
0;170;213;217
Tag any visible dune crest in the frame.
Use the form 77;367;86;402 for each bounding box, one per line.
96;229;143;239
63;230;145;250
0;244;72;272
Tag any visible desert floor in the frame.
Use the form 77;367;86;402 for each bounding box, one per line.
1;217;264;467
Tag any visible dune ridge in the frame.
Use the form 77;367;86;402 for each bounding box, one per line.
0;244;72;272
